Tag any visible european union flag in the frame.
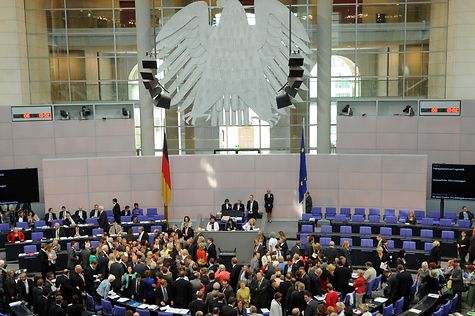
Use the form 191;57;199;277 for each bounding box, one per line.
298;127;307;203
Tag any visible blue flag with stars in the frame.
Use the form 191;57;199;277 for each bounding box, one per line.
298;127;307;203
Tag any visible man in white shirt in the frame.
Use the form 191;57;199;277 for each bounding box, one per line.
206;216;219;231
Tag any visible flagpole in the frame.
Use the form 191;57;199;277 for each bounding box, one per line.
302;118;305;216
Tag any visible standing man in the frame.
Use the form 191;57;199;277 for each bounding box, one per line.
97;206;110;232
221;199;233;217
264;189;274;223
112;198;121;224
233;200;245;218
304;192;312;214
247;195;259;220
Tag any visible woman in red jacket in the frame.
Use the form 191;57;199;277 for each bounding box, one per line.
7;227;25;243
325;283;338;313
353;269;367;306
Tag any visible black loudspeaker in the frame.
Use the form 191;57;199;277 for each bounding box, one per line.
140;71;155;81
289;67;304;78
152;94;171;109
288;53;304;67
142;60;158;69
276;93;292;109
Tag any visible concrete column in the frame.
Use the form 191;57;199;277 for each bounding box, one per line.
316;0;332;153
136;0;155;155
428;0;448;98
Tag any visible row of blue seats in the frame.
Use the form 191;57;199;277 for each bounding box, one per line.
304;207;465;224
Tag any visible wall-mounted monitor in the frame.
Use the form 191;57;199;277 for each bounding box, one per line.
0;168;40;203
431;163;475;200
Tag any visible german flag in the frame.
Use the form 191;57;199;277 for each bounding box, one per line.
161;132;172;206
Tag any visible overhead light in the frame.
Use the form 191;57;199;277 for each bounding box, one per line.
60;110;70;120
80;106;91;120
122;108;130;119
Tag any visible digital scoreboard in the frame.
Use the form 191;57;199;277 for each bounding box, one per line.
11;106;53;122
419;100;461;116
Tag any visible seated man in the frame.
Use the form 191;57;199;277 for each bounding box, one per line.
7;227;25;243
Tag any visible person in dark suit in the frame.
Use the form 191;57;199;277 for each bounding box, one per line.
74;208;87;224
182;223;194;240
17;272;34;307
459;206;474;225
121;205;132;217
56;270;74;303
303;291;318;316
67;241;79;271
65;295;84;316
333;259;352;298
137;227;149;244
264;189;274;223
44;208;57;226
207;238;217;262
109;258;125;291
221;297;238;316
233;200;245;217
288;282;306;314
84;261;97;295
156;279;172;306
89;204;99;218
222;199;233;216
305;192;312;214
52;223;66;239
112;198;121;224
49;295;66;316
172;272;193;308
70;265;85;299
35;287;51;316
39;243;50;280
58;206;68;220
246;195;259;220
189;291;207;316
251;272;269;309
230;258;242;292
394;264;414;311
15;210;27;223
96;249;110;278
130;274;144;301
97;206;110;232
63;212;78;227
32;279;44;310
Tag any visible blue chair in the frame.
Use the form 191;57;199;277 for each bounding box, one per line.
320;225;332;234
138;215;148;222
384;209;396;218
150;225;162;232
354;208;366;216
16;222;29;229
369;208;380;216
86;293;102;313
424;242;433;253
459;219;471;228
340;237;352;247
31;232;43;240
420;217;433;226
107;217;114;223
385;215;397;223
147;208;158;215
372;312;378;316
394;297;404;315
113;306;126;316
340;226;352;234
445;211;457;224
155;214;165;220
398;209;410;223
132;226;140;234
340;208;351;219
300;233;309;244
334;214;348;222
409;284;417;301
311;207;322;219
402;241;416;253
383;305;394;316
24;245;37;254
400;228;412;238
414;210;425;220
66;242;72;250
0;223;9;231
101;299;113;316
149;234;156;244
156;312;172;316
121;216;131;222
86;218;98;225
439;218;452;227
301;224;313;233
372;275;382;291
369;215;381;223
91;240;99;248
319;237;331;247
105;210;113;217
359;226;371;236
386;240;394;249
361;238;373;250
92;228;104;236
449;293;458;313
35;220;46;227
441;230;454;241
420;229;433;238
138;309;151;316
302;214;312;221
380;227;392;236
441;301;451;316
365;278;374;298
344;292;355;307
427;210;440;224
352;214;365;222
432;308;442;316
325;207;337;220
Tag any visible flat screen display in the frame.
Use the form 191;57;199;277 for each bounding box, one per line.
431;163;475;200
0;168;39;203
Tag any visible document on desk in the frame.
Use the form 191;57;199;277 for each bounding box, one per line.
117;297;129;303
137;304;149;309
408;308;421;314
428;293;440;298
261;308;270;313
374;297;387;303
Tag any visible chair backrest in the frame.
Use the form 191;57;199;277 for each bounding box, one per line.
398;209;410;221
400;228;412;237
86;218;98;225
334;214;348;222
311;207;322;216
354;208;366;216
101;299;112;314
132;226;140;234
372;275;381;290
445;211;457;221
432;308;442;316
105;210;113;216
319;237;331;247
369;215;380;223
343;292;355;307
147;208;158;215
301;224;313;233
35;220;46;227
420;229;433;238
340;208;351;217
359;226;371;235
113;306;126;316
424;242;433;252
320;225;332;233
352;214;365;222
369;208;380;216
86;293;95;311
340;237;352;247
361;238;373;248
414;210;425;219
300;233;309;244
365;279;374;296
441;301;451;315
138;309;151;316
92;228;104;235
155;214;165;220
402;241;416;252
302;214;312;221
427;210;440;220
421;217;434;225
385;215;397;223
384;209;396;217
340;225;352;234
91;240;99;248
0;223;9;231
380;227;392;236
24;245;37;253
386;240;394;249
394;297;404;315
16;222;29;229
441;230;455;240
31;232;44;240
439;218;452;227
157;312;173;316
459;219;471;228
325;207;336;216
450;293;458;313
383;305;394;316
138;215;148;222
121;216;131;222
150;225;162;233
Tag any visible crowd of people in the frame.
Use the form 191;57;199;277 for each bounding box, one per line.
0;203;474;316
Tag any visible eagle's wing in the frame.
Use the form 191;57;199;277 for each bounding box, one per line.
155;2;211;112
254;0;312;110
